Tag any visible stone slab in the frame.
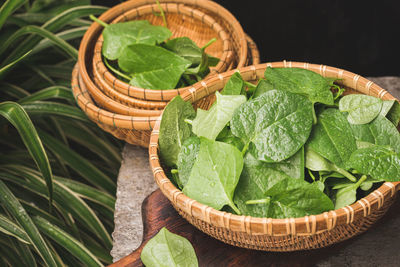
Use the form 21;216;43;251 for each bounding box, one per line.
111;76;400;264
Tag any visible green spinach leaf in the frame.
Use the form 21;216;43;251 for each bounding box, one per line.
380;100;395;117
333;175;367;209
159;96;195;168
220;72;246;96
234;153;334;218
231;89;313;162
387;101;400;127
163;37;202;66
183;138;243;214
264;67;334;105
348;145;400;181
251;79;274;99
176;136;200;189
350;115;400;153
102;20;171;60
216;126;244;151
192;92;246;140
339;94;383;124
307;108;357;169
305;146;357;182
141;227;198;267
118;44;191;89
267;146;305;179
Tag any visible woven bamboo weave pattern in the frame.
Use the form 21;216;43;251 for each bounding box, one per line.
149;61;400;251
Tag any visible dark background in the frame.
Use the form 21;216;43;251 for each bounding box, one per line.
95;0;400;77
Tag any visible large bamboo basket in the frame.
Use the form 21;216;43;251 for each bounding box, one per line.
149;61;400;251
91;2;231;110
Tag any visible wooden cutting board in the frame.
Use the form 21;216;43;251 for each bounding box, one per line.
109;189;400;267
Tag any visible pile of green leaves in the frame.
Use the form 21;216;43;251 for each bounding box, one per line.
91;12;219;90
0;1;123;266
159;67;400;219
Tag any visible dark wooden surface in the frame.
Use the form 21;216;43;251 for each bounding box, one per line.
110;189;400;267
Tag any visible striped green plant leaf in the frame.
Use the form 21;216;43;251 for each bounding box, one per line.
0;25;78;59
33;26;88;54
0;102;53;203
37;129;116;193
1;5;107;68
81;232;113;264
0;49;32;75
0;83;30;99
0;214;30;244
19;199;65;229
0;0;27;30
0;180;57;267
61;120;122;168
12;238;37;267
18;86;74;104
21;101;89;122
26;64;56;85
55;176;115;211
33;216;103;267
1;167;113;249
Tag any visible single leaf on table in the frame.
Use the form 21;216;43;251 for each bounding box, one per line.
339;94;383;124
159;96;195;168
183;138;243;213
307;108;357;169
264;67;334;105
176;136;200;189
220;72;246;96
234;153;334;218
118;44;191;89
141;227;198;267
230;89;313;162
305;146;357;182
252;79;274;99
192;92;246;140
350;115;400;153
348;145;400;181
102;20;171;60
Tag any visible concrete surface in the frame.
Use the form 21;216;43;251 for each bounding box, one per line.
111;77;400;264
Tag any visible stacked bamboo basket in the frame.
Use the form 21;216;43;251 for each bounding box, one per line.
73;0;259;147
149;61;400;251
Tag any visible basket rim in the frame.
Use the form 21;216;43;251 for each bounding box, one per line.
78;0;247;102
149;61;400;236
92;2;232;101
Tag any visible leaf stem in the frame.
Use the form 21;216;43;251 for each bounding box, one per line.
334;166;357;182
246;197;271;205
104;58;132;82
171;169;178;174
355;175;367;187
201;38;217;50
312;104;317;125
89;15;108;28
184;119;193;125
229;202;241;215
241;142;249;156
244;81;256;90
156;0;168;28
308;169;316;182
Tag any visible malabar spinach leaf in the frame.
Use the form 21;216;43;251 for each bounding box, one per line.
182;138;243;214
216;126;244;151
267;146;305;179
252;79;274;99
339;94;383;124
102;20;171;60
348;145;400;181
159;96;195;168
118;44;191;89
231;89;313;162
333;175;367;209
308;108;357;169
380;100;395;117
305;146;357;182
387;101;400;126
176;136;200;189
163;37;202;66
350;115;400;153
192;92;246;140
264;67;334;105
220;72;246;96
234;153;334;218
140;227;198;267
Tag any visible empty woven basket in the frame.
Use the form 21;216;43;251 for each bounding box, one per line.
149;61;400;251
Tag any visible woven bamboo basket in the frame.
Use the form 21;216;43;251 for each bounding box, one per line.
72;64;155;146
149;61;400;251
91;2;231;110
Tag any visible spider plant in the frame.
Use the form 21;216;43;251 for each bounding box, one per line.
0;1;122;266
